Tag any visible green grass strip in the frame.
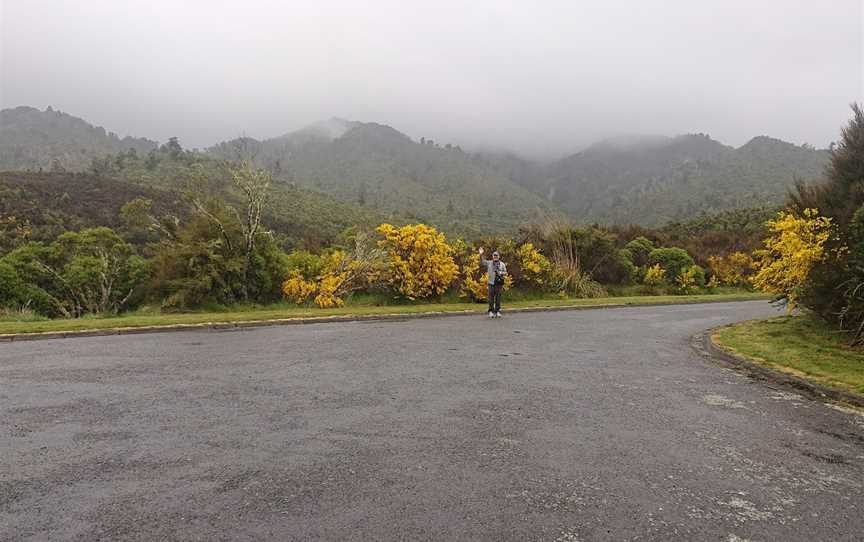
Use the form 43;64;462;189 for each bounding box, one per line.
0;293;768;336
715;315;864;396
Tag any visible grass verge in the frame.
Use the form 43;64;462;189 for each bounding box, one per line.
0;292;768;336
714;315;864;396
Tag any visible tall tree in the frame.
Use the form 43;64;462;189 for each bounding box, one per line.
791;103;864;228
786;104;864;339
230;161;272;300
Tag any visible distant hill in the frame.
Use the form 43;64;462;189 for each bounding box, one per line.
541;133;829;226
0;110;385;248
0;106;832;231
208;120;557;237
0;106;158;171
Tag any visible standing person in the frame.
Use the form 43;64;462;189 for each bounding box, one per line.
478;247;507;318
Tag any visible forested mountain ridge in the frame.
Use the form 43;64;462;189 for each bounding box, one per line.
541;133;829;225
0;106;831;231
209;120;556;236
0;106;158;171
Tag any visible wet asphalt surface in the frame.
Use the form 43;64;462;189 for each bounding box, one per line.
1;301;863;541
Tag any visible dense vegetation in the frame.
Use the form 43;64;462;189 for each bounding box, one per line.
7;104;852;327
0;171;185;247
0;150;382;251
0;155;761;321
543;134;828;226
753;104;864;344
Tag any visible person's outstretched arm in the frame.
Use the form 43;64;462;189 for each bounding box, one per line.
478;247;490;266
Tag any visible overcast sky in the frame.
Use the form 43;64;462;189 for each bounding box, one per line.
2;0;862;157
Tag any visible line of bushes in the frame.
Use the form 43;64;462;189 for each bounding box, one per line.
0;221;753;320
0;161;761;320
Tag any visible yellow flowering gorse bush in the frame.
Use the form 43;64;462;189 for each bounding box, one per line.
643;264;666;286
460;270;513;301
313;272;347;308
281;252;355;308
676;266;699;294
752;209;835;308
376;223;458;299
282;272;317;305
515;242;552;287
707;251;754;287
282;239;384;308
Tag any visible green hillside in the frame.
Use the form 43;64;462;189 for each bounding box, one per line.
543;134;829;226
0;106;157;171
0;106;832;232
0;162;382;251
209;119;557;237
0;171;184;243
92;146;385;248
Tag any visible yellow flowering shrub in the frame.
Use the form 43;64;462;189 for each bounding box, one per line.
281;235;385;308
676;266;699;294
753;209;836;308
313;273;347;308
282;271;317;304
376;223;458;299
707;251;755;287
282;269;348;308
643;264;666;286
460;271;513;301
515;242;552;288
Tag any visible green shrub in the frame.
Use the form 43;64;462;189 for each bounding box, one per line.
284;250;324;279
617;250;638;284
0;228;148;317
648;247;696;280
624;236;655;267
675;264;706;294
150;211;288;311
0;261;51;314
688;264;707;287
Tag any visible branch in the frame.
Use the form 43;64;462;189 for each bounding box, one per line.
191;198;234;252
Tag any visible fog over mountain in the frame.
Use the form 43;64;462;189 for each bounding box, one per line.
2;0;861;157
0;105;830;231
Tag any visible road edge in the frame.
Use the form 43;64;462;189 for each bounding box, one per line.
692;323;864;409
0;297;764;343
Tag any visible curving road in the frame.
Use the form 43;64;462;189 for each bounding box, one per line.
2;301;863;541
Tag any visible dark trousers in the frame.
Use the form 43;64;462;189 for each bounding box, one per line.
488;283;503;313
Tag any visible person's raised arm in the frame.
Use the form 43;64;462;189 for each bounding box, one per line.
478;247;489;265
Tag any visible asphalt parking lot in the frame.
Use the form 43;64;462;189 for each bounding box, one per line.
2;301;863;541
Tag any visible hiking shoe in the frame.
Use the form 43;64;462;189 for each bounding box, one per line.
488;311;495;318
495;312;502;318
